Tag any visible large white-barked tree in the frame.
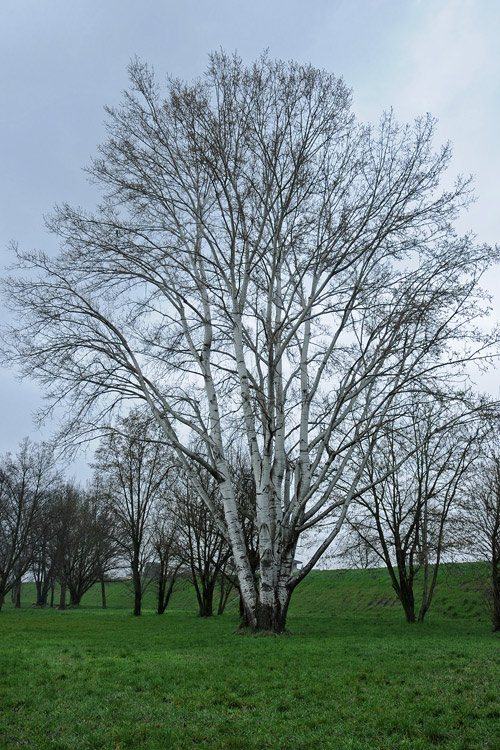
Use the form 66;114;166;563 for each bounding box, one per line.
3;53;498;631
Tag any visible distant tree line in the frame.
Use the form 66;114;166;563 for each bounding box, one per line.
0;414;258;619
1;397;500;630
333;393;500;627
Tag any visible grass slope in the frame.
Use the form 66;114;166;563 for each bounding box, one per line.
1;564;499;749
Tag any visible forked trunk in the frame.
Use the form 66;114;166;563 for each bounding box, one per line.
217;576;234;615
157;574;177;615
391;550;416;623
35;581;47;607
417;604;428;623
256;596;290;634
397;584;416;623
198;585;215;617
238;558;294;634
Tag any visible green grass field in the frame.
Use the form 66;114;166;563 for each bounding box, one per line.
1;564;499;749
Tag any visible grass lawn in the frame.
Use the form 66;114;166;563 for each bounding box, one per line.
1;566;499;749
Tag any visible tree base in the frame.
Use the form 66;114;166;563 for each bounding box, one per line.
234;625;293;637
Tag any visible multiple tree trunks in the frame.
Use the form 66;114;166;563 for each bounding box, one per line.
157;574;176;615
35;580;52;607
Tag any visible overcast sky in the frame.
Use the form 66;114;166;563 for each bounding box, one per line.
1;0;499;471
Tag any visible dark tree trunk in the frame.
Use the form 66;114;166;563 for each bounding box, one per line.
395;581;416;623
255;596;290;634
100;578;107;609
392;547;416;624
131;553;142;616
50;582;55;608
157;575;166;615
417;604;428;623
14;581;21;608
69;588;82;606
492;566;500;632
217;576;234;615
157;574;177;615
131;563;142;616
35;575;52;607
198;584;214;617
58;581;67;610
35;580;45;606
133;587;142;616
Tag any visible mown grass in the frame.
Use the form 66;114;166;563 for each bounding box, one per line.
1;564;499;749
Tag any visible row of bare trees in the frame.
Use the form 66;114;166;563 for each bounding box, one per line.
333;395;500;629
92;411;245;617
0;416;257;617
31;481;117;609
1;401;500;629
0;440;56;610
0;443;121;612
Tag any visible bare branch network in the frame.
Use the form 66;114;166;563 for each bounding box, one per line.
2;52;499;631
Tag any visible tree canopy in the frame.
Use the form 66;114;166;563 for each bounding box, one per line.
3;52;499;631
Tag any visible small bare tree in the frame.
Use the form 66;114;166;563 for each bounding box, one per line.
31;492;59;607
93;411;176;616
3;53;498;631
460;446;500;631
47;482;116;608
343;396;486;622
151;504;182;615
0;440;55;611
175;471;234;617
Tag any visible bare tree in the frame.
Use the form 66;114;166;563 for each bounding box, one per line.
332;530;379;570
85;478;121;609
227;449;259;619
49;483;79;609
0;440;55;611
150;504;182;615
460;444;500;631
343;396;486;622
47;481;116;607
175;471;233;617
94;411;176;616
3;53;498;631
31;492;59;607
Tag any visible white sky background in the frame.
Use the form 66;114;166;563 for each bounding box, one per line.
0;0;499;475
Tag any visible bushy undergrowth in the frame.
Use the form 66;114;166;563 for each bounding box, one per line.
1;563;498;749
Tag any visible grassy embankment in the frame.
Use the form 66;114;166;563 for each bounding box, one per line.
1;563;499;749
